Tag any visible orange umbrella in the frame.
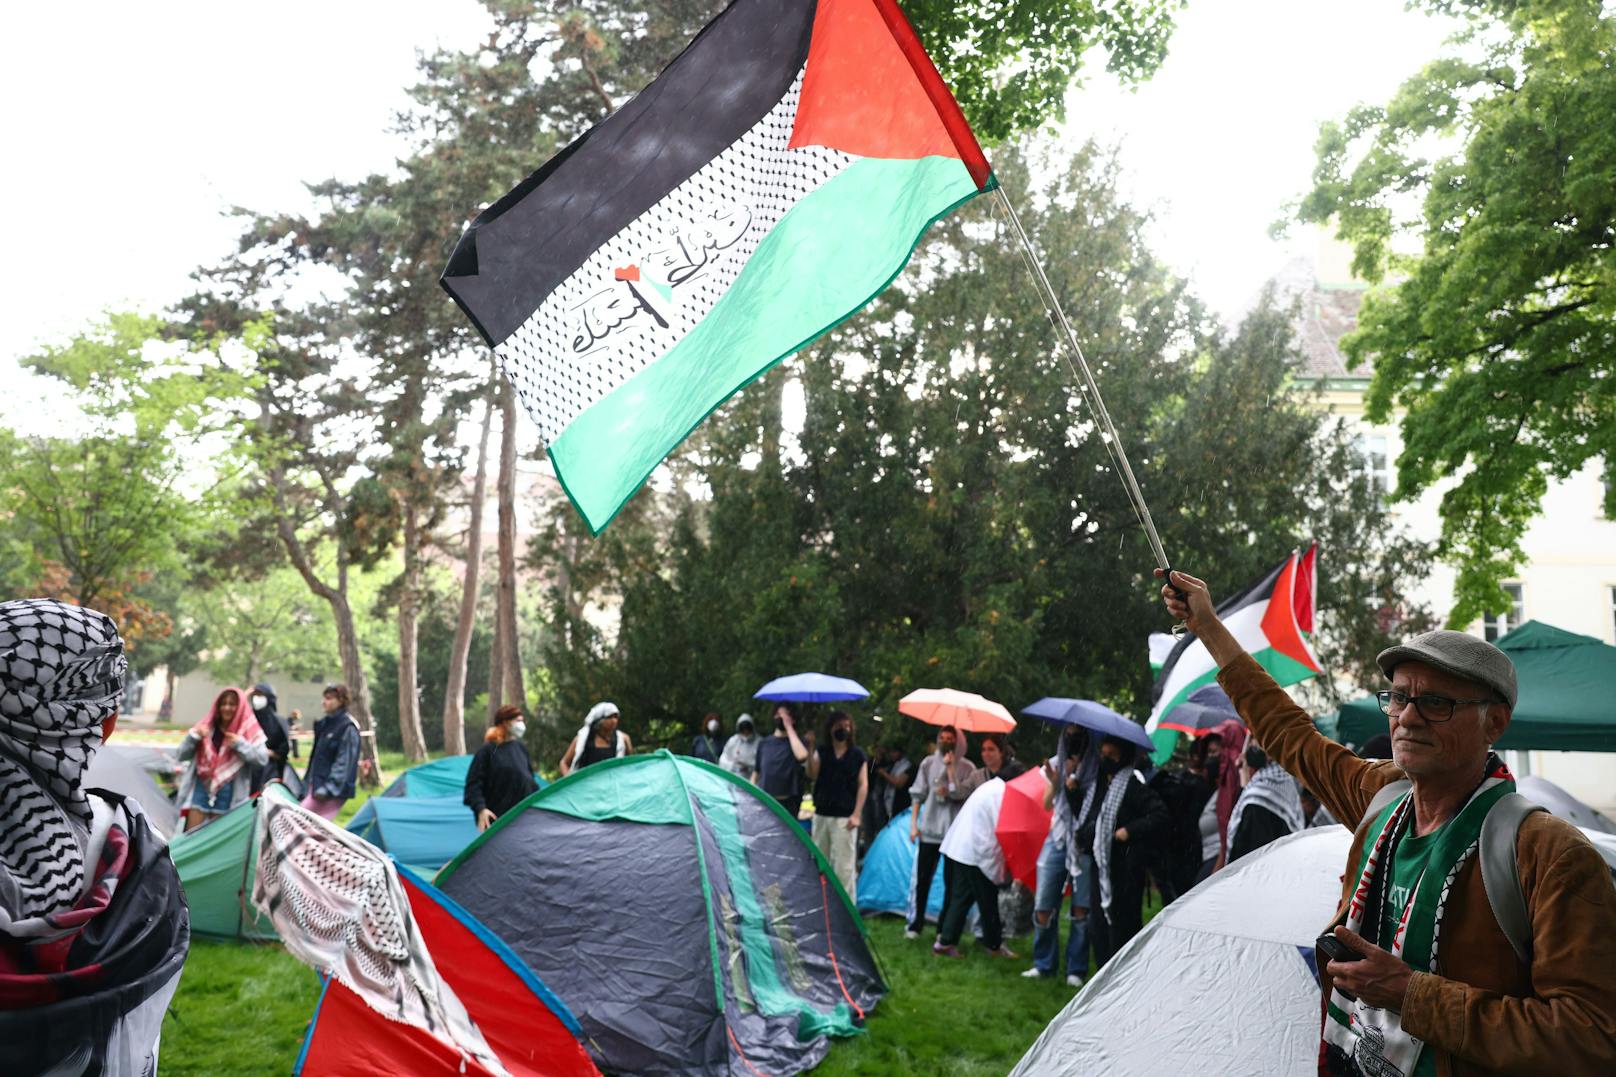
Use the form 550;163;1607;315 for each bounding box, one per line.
897;688;1016;733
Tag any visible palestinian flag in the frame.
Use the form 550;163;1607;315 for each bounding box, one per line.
441;0;994;532
1146;545;1320;762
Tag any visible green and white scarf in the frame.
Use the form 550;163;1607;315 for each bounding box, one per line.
1322;754;1515;1077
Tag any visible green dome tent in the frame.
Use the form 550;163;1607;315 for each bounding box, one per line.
1339;621;1616;751
169;782;297;941
436;751;885;1076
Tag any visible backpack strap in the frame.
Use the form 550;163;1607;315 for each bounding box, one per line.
1357;779;1411;831
1479;792;1545;966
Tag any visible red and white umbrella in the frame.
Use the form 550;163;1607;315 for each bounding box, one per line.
898;688;1016;733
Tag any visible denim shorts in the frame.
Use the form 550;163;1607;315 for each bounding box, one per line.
190;780;235;815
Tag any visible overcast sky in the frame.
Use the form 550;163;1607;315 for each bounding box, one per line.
0;0;1457;433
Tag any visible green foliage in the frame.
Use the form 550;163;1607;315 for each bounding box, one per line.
370;577;494;753
192;566;343;687
535;145;1435;754
1297;0;1616;625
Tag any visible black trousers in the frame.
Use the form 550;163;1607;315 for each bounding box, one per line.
909;840;947;933
937;857;1004;950
1091;868;1144;965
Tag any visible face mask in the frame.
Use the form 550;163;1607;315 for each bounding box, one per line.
832;727;849;743
1100;755;1124;775
1244;746;1268;770
509;720;527;738
1206;758;1221;784
251;694;267;710
707;720;720;734
938;740;956;755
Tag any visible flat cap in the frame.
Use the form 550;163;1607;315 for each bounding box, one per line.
1377;630;1517;709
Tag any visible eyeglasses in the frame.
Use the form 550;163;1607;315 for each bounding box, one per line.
1375;689;1495;723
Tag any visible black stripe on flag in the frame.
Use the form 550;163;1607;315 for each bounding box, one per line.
441;0;818;349
1150;554;1290;709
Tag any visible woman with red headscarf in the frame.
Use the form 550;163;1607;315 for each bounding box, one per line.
175;687;268;831
1192;718;1246;882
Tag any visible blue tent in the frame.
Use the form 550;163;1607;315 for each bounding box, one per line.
382;755;475;799
347;796;481;877
857;814;943;922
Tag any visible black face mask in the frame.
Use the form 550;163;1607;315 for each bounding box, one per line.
832;727;849;743
938;740;956;756
1100;755;1124;776
1206;758;1222;784
1245;746;1268;770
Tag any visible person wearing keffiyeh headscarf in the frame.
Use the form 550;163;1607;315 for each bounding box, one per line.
0;598;189;1076
175;685;268;831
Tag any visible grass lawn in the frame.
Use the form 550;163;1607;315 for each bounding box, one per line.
160;903;1157;1075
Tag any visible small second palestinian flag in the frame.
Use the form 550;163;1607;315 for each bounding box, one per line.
1145;545;1321;761
441;0;994;532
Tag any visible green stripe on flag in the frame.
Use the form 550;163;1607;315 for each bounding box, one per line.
550;154;988;532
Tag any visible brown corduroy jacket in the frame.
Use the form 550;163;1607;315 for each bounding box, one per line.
1219;654;1616;1077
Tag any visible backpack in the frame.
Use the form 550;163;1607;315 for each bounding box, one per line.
1356;780;1544;964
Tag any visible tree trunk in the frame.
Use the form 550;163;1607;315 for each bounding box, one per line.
330;591;382;787
159;667;175;721
496;377;525;710
444;382;494;753
397;500;428;763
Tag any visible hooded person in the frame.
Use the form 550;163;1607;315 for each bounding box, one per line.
1225;741;1305;862
1072;736;1170;964
1194;717;1248;874
905;725;976;940
560;701;631;776
176;686;269;831
1024;723;1101;985
249;682;291;788
0;599;189;1077
719;713;760;780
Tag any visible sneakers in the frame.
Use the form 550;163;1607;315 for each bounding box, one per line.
904;929;921;940
1020;967;1050;979
985;945;1018;959
1066;973;1085;988
932;942;963;958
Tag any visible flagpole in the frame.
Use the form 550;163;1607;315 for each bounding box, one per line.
993;184;1175;574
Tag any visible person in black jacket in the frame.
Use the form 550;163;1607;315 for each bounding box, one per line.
1073;736;1169;964
1225;743;1304;862
465;704;539;830
250;682;291;789
302;683;361;820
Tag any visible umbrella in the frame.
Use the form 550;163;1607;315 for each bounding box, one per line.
1021;697;1155;752
754;672;871;703
995;767;1054;889
1156;684;1242;736
898;688;1015;733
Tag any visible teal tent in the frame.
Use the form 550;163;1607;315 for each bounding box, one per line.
169;783;296;941
349;755;546;875
381;754;475;798
1338;621;1616;752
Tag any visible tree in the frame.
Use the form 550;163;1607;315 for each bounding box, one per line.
1296;0;1616;626
442;372;497;754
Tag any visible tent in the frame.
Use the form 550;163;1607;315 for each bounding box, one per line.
381;754;476;798
169;782;293;941
437;750;884;1077
86;743;180;839
1011;826;1353;1076
1011;820;1616;1076
857;814;943;922
347;796;482;876
1517;775;1616;835
1338;621;1616;751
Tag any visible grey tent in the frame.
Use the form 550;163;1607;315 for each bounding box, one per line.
86;744;180;839
437;751;883;1076
1518;775;1616;835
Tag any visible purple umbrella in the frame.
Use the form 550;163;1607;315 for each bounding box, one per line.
1021;697;1155;752
754;672;871;703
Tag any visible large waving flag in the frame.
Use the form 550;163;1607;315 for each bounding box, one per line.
1146;545;1321;762
441;0;994;532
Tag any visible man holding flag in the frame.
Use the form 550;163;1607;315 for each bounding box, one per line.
1160;568;1616;1077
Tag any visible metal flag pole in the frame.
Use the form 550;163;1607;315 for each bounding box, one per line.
993;184;1187;632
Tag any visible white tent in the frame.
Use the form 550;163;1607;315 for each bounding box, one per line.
1011;826;1351;1077
1013;817;1616;1076
1517;775;1616;835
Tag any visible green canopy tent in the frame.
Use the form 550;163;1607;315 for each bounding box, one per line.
168;782;298;941
1338;621;1616;752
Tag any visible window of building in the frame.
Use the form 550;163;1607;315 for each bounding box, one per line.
1482;583;1525;642
1357;433;1391;495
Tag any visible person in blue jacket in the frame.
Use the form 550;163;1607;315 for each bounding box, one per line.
302;683;361;819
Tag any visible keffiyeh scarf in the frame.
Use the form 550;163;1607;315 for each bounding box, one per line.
1227;761;1305;846
0;599;127;926
253;792;507;1075
1077;766;1135;911
187;687;266;795
1322;755;1515;1077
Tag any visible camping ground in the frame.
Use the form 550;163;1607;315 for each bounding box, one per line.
156;750;1151;1074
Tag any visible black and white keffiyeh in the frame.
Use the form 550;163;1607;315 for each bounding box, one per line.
1227;761;1305;846
0;599;127;924
1082;766;1135;911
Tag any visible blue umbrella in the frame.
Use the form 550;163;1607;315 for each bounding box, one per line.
1021;697;1155;752
1158;684;1242;735
754;672;871;703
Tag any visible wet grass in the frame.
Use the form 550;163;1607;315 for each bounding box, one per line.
160;941;321;1077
